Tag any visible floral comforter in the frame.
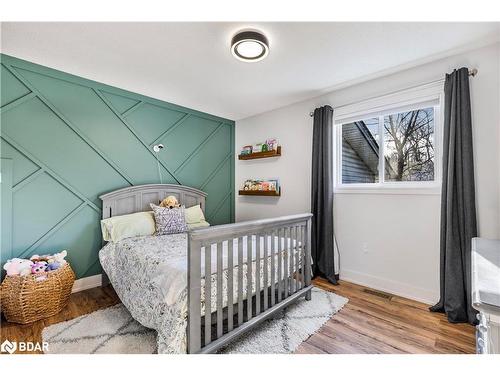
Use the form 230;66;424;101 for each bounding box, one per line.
99;233;302;353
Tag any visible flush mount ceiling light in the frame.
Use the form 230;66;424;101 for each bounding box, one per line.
231;30;269;62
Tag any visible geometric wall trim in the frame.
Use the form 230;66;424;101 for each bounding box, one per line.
0;54;235;279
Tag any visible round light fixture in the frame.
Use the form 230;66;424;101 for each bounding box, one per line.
231;30;269;62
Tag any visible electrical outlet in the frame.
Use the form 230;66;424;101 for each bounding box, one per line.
362;243;369;253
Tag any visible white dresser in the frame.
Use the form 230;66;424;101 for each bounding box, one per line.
472;238;500;354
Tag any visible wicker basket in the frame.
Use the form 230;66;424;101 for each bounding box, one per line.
1;263;75;324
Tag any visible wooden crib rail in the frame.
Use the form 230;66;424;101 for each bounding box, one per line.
187;213;313;353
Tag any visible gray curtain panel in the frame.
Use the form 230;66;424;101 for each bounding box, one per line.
311;105;338;285
430;68;478;324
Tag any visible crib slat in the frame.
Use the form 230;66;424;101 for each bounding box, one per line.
270;230;276;306
204;244;212;346
290;226;296;294
296;226;300;292
247;236;253;321
263;232;268;311
291;227;294;293
277;228;282;303
227;239;234;332
237;237;243;326
302;225;306;289
255;236;262;316
305;218;312;300
301;225;306;289
284;227;289;298
296;225;302;290
216;242;223;339
255;236;261;315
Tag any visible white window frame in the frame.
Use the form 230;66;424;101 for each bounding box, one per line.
334;81;444;195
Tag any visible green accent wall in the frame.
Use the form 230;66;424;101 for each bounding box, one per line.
0;54;235;279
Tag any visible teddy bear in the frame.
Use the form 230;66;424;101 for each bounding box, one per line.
159;195;180;209
31;262;48;274
3;258;33;276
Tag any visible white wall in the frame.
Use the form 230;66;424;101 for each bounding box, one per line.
235;43;500;304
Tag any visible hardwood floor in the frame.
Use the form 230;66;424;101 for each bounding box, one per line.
0;278;475;354
295;279;476;354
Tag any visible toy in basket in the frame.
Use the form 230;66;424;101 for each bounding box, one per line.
1;250;75;324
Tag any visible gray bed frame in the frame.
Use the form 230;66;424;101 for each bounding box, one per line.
100;184;312;354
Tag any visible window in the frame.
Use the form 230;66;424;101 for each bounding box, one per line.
383;107;435;182
335;85;442;192
341;117;380;184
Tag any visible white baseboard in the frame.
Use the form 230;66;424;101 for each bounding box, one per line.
72;274;102;293
339;269;439;305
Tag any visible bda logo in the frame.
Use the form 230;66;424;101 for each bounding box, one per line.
0;339;48;353
1;339;17;354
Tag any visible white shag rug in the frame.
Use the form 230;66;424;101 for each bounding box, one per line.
42;287;348;354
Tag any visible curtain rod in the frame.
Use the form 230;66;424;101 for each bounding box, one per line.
309;68;478;117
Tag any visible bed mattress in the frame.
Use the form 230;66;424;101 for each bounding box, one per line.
99;233;302;353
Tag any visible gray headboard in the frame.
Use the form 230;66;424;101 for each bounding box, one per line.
99;184;207;219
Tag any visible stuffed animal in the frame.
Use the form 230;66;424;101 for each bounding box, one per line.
52;250;68;266
243;180;252;191
30;254;51;262
160;195;180;209
31;262;47;274
46;261;61;271
3;258;33;276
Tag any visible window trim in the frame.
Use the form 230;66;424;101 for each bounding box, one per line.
334;81;444;195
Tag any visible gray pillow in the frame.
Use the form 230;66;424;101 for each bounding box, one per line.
150;204;188;235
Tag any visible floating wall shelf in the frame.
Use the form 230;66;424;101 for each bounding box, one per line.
238;146;281;160
238;190;281;197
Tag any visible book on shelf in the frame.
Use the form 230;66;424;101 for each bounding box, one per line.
241;178;280;193
239;138;279;155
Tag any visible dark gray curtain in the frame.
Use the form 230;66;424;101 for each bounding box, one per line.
429;68;478;324
311;105;337;285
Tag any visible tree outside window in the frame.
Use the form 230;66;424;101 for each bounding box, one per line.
340;106;435;185
384;108;434;182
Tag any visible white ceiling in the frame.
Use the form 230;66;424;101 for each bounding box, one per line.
1;22;499;120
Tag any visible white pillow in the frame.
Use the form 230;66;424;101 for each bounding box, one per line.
184;204;206;224
184;204;210;230
101;211;155;242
